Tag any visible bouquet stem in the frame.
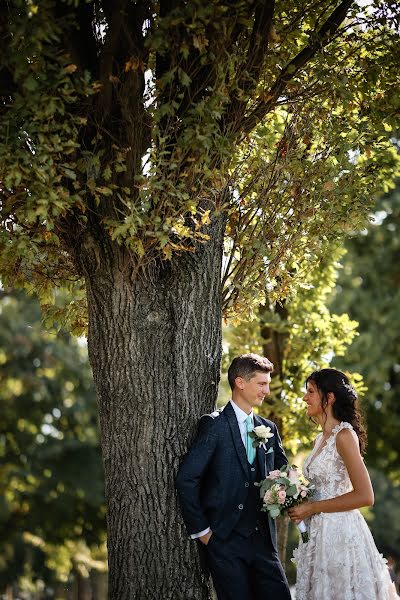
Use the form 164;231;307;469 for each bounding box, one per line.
297;520;309;543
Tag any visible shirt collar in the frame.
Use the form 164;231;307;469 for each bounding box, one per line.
230;399;253;424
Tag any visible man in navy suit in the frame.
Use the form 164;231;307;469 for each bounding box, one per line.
176;353;291;599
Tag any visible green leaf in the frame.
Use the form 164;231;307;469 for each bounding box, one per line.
269;506;281;519
103;165;112;181
286;484;299;497
178;68;191;87
23;75;39;91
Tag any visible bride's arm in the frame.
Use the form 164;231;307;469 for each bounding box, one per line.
288;429;374;521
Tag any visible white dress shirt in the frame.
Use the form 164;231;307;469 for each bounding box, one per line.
230;399;254;448
191;400;253;539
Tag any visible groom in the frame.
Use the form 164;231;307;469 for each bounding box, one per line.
176;353;291;600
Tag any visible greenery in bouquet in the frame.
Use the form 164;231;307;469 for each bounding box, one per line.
257;464;314;519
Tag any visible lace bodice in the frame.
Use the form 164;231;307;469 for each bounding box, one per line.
303;421;357;501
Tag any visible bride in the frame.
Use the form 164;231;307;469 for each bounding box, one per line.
289;368;398;600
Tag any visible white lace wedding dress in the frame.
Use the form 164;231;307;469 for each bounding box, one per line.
292;421;399;600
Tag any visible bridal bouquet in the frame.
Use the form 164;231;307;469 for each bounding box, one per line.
256;464;314;542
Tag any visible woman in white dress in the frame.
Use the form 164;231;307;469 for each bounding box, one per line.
289;368;398;600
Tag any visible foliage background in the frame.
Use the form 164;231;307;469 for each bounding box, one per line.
0;291;107;597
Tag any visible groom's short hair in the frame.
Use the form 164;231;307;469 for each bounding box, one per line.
228;353;273;390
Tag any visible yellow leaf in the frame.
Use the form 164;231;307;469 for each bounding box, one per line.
163;245;173;260
124;57;144;72
91;82;102;93
95;186;113;196
135;240;145;257
201;210;211;225
193;35;208;51
65;64;78;74
267;26;281;46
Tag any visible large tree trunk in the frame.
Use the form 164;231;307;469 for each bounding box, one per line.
84;217;225;599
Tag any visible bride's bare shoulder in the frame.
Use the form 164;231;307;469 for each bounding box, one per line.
336;427;361;461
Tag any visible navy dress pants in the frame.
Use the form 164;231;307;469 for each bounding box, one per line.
205;530;292;600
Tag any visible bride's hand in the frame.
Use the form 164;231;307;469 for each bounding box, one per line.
288;501;317;522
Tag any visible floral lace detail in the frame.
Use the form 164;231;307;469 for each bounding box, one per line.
293;422;399;600
302;421;357;502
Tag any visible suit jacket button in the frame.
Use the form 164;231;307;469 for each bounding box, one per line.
238;504;244;510
245;482;249;487
251;467;255;472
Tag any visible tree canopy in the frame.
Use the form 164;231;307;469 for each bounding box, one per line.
1;0;399;321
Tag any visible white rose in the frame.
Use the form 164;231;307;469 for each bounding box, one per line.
253;425;274;440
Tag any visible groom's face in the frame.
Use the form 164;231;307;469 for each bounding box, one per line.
237;371;271;408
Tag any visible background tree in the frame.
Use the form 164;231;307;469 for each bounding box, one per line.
330;180;400;560
1;2;399;598
220;245;360;443
0;290;106;598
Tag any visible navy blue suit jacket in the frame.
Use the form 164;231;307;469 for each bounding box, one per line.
176;401;288;546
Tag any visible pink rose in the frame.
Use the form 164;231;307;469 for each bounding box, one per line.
278;489;286;504
267;470;281;480
288;469;299;482
300;490;308;498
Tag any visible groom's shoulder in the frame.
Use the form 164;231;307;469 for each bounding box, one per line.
201;406;225;420
199;406;228;430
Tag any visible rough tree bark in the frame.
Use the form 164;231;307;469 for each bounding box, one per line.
80;217;225;599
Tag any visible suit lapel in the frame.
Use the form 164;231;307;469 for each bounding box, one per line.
225;402;249;477
253;414;268;478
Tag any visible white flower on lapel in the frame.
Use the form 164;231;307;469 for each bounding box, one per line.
249;425;274;449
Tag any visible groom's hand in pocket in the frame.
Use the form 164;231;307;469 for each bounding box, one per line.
199;530;213;545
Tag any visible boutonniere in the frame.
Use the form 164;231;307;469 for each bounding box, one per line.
249;425;274;451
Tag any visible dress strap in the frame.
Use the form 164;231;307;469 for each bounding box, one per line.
332;421;354;435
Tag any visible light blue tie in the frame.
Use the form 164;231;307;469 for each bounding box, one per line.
245;415;256;464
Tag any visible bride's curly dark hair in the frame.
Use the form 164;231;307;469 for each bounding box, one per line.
306;368;367;455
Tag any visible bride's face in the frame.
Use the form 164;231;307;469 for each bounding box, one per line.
303;381;323;417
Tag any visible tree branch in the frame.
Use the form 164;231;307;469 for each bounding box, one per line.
240;0;355;135
54;1;99;75
224;0;275;130
96;1;148;126
155;0;181;83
